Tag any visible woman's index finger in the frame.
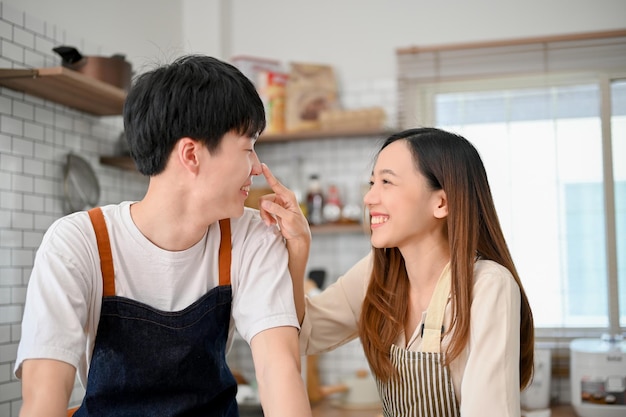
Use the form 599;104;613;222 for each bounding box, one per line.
262;163;284;190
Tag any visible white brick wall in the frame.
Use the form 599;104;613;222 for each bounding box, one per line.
0;1;399;413
0;2;148;415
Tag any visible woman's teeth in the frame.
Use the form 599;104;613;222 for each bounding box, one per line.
371;216;388;225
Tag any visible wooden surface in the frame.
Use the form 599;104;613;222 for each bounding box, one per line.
396;28;626;55
308;223;365;235
259;127;393;143
311;399;382;417
0;67;126;115
549;405;577;417
99;156;137;171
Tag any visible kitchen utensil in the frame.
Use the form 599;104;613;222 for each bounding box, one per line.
63;153;100;214
53;46;132;91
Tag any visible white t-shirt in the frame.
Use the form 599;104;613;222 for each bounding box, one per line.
15;202;299;387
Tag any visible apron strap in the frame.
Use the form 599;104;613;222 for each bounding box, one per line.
421;263;451;353
88;210;232;292
218;219;232;286
88;207;116;297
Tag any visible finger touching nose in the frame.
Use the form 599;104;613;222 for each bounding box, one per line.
261;163;281;190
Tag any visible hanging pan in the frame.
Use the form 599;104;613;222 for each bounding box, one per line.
63;153;101;214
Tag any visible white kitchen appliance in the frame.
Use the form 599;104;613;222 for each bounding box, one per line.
521;348;552;410
570;335;626;417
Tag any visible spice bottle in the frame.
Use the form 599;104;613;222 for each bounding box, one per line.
323;184;342;223
306;174;324;225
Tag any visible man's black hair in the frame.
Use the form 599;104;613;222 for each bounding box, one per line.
123;55;266;175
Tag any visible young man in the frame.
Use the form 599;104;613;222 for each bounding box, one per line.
15;55;312;417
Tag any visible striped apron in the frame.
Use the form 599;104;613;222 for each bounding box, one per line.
377;264;460;417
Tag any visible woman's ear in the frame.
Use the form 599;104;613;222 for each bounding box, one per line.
433;190;448;219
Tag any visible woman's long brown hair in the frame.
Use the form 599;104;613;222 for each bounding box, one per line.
358;127;535;389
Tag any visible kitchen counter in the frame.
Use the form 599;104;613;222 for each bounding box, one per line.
546;405;577;417
311;400;381;417
310;400;577;416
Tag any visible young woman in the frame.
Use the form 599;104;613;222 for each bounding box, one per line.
296;127;535;417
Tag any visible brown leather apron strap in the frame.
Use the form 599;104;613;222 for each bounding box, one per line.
218;219;232;286
87;207;116;297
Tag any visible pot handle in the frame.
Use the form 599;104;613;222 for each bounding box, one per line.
52;46;84;65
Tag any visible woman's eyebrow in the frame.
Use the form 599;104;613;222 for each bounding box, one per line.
374;168;397;176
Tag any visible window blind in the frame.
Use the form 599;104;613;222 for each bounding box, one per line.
396;29;626;127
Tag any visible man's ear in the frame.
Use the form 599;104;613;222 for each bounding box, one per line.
433;190;448;219
176;138;201;174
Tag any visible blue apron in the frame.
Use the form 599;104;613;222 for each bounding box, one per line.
71;208;237;417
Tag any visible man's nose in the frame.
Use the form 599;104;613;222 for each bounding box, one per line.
250;152;262;175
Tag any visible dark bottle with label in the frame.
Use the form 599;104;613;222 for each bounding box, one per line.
306;174;324;225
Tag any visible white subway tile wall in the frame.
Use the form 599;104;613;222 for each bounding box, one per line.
0;2;148;414
0;2;399;414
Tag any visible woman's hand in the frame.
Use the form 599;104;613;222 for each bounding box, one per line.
259;163;310;324
259;163;311;244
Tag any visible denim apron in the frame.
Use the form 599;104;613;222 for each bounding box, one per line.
377;264;460;417
70;207;237;417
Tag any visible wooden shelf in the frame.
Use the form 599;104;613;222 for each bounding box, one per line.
259;127;393;143
99;155;137;171
0;67;126;115
311;223;366;235
100;128;393;172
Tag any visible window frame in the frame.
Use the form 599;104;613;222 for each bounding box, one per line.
405;70;626;343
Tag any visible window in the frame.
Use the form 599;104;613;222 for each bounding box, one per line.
398;30;626;336
612;80;626;329
430;79;624;329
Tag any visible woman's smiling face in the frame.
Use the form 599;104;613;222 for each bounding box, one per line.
364;139;446;251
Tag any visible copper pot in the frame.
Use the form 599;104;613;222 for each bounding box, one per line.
53;46;132;92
